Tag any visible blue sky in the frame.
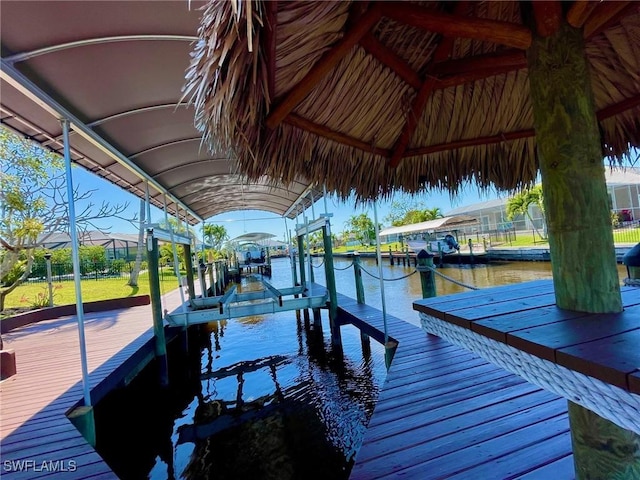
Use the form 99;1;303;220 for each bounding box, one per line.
70;164;502;242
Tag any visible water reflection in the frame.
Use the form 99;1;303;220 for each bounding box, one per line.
95;273;386;480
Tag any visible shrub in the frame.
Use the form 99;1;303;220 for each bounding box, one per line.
108;259;126;275
1;261;26;286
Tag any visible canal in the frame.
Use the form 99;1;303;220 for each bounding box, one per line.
281;255;629;328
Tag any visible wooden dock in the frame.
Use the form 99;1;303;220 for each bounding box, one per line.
0;288;186;479
414;280;640;435
337;289;575;479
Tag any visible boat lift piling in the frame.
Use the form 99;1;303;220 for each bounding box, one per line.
146;229;169;387
352;252;370;353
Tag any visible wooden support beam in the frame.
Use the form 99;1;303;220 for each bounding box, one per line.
584;1;634;38
597;93;640;120
389;77;440;168
285;59;524;157
531;1;563;37
265;5;382;129
379;2;532;50
429;49;526;76
404;128;535;157
388;1;467;169
401;93;639;159
285;113;391;157
567;0;599;28
264;0;278;102
359;33;422;89
437;64;526;89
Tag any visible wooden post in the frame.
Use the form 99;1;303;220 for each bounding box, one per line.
416;249;436;298
68;406;96;447
527;18;635;479
207;263;214;295
217;261;223;295
353;252;370;350
389;246;394;265
309;254;315;282
146;231;169;387
297;235;306;285
405;247;410;267
353;252;365;304
183;243;195;301
468;238;474;265
323;223;341;347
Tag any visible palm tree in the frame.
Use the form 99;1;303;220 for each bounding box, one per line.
506;185;546;240
423;207;444;220
202;223;228;250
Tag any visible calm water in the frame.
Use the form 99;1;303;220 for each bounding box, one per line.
95;270;388;480
305;255;628;327
95;256;628;479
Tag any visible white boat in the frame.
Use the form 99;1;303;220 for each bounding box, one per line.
407;234;460;255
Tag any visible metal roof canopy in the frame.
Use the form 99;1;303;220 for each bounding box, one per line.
229;232;276;244
0;1;322;225
379;215;479;237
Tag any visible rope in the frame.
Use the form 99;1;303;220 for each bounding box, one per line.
426;265;479;290
360;265;418;281
334;261;354;271
311;259;325;268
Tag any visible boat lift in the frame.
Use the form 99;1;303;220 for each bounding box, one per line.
164;277;328;327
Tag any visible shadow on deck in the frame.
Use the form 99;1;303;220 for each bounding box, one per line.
335;291;574;480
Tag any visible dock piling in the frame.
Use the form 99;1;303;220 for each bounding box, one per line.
68;406;96;447
183;244;195;301
352;252;370;350
323;223;342;347
416;249;436;299
146;231;169;387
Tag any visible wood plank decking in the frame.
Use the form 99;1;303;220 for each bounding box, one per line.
414;280;640;397
336;287;575;480
0;288;187;480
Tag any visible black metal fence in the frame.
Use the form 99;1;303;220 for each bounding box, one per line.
612;222;640;244
27;261;135;283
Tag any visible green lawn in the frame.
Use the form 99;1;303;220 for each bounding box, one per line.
3;268;181;311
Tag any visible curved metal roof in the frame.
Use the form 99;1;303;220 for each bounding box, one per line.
0;1;321;224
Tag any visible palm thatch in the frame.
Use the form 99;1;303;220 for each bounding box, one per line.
183;0;640;202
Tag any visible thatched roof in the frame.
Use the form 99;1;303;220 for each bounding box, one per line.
183;1;640;202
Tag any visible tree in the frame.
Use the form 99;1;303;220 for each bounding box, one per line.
385;198;444;226
344;214;376;246
506;185;546;240
128;199;146;287
0;128;134;311
202;223;228;250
